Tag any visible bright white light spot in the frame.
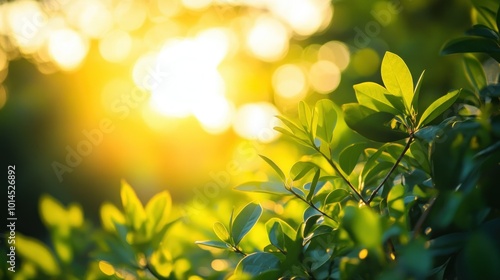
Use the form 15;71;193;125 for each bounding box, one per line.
48;28;88;70
318;41;350;71
193;96;234;134
99;30;132;63
247;15;289;62
181;0;212;10
267;0;332;36
233;102;280;143
272;64;307;99
114;0;147;31
75;0;113;38
5;0;47;53
309;60;341;94
133;53;158;90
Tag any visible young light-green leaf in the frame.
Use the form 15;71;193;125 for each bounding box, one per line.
417;89;460;128
306;168;321;201
314;99;337;143
339;142;367;175
195;240;230;250
381;52;414;113
412;70;425;115
259;155;286;181
231;202;263;245
463;54;487;91
213;222;231;243
353;82;402;114
298;101;313;131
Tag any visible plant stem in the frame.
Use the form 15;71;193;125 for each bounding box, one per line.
231;245;247;257
366;134;415;204
289;187;335;221
313;145;368;205
412;196;437;239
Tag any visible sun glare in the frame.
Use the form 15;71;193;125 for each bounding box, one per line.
48;28;88;71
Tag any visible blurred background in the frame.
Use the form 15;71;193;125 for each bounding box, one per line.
0;0;473;244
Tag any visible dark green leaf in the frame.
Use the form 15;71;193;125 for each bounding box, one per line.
417;89;460;127
465;24;499;40
441;37;500;62
314;99;337;143
267;221;285;252
343;103;409;142
234;181;291;195
463;54;487;91
381;52;414;112
195;240;229;250
306;168;321;201
234;252;281;277
259;155;286;181
231;202;263;245
339;142;367;175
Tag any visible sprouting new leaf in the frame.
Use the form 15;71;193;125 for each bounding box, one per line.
259;155;286;181
314;99;337;143
413;70;425;115
235;181;291;195
353;82;402;114
213;222;231;243
120;180;147;232
417;89;460;127
339;142;367;175
231;202;263;245
463;55;487;91
381;52;414;113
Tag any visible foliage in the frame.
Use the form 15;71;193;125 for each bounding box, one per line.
197;20;500;279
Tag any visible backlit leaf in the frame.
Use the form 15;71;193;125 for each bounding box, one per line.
417;89;460;127
231;202;263;245
463;54;487;91
314;99;337;143
234;181;291;195
259;155;286;181
381;52;414;113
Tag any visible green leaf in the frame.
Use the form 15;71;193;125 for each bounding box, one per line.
275;115;309;141
17;234;60;276
267;221;286;252
234;181;291;195
234;252;281;277
342;206;382;250
339;142;367;175
387;184;405;218
290;161;316;180
298;101;313;131
441;37;500;62
145;191;172;235
120;180;146;232
306;168;321;201
343;103;409;142
353;82;402;114
412;70;425;115
231;202;263;245
274;126;310;147
471;0;498;30
417;89;460;127
465;25;499;40
314;99;337;143
381;52;414;113
324;189;350;204
497;4;500;32
195;240;230;250
213;222;231;243
259;155;286;181
463;55;487;91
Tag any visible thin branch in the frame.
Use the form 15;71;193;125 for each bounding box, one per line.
412;196;437;239
231;245;248;257
366;134;415;204
289;186;335;221
313;145;368;205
